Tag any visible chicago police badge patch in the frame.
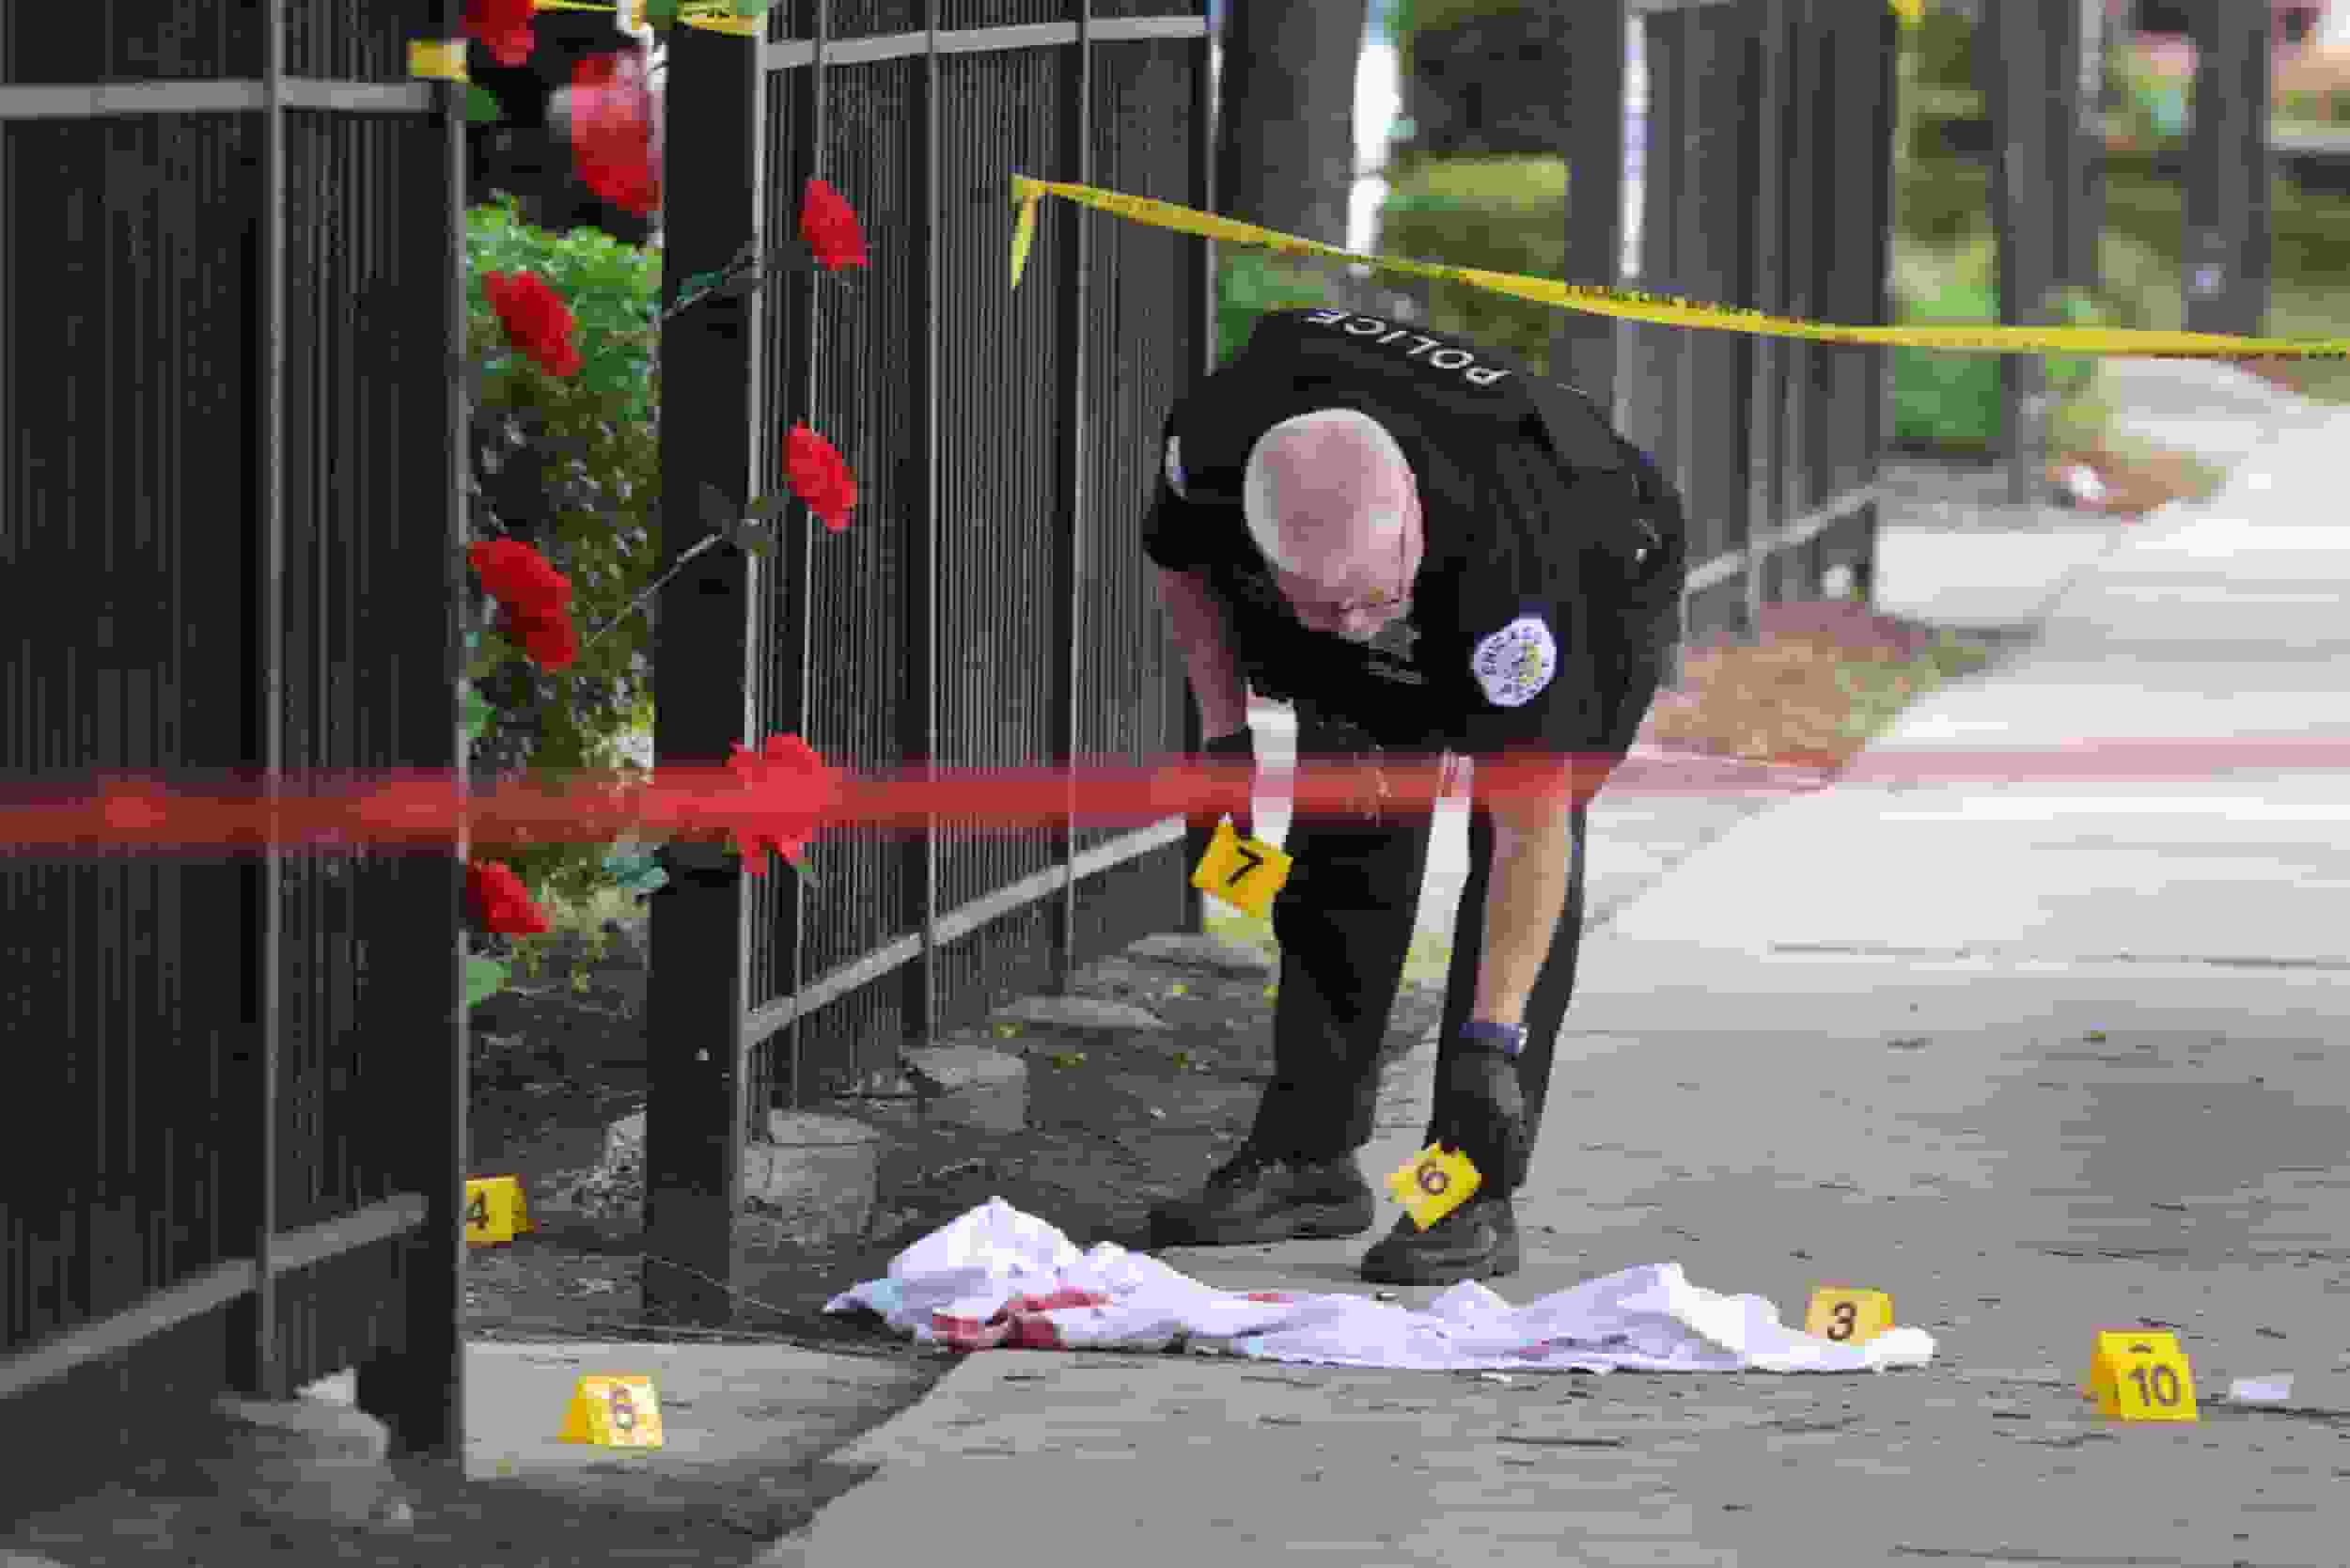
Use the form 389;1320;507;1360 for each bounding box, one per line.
1470;616;1558;708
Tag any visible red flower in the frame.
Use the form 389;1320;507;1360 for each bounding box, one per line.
722;733;838;876
799;178;869;272
783;424;857;532
465;860;550;936
467;540;578;672
481;271;581;379
463;0;539;71
565;52;662;219
466;539;572;617
501;604;579;673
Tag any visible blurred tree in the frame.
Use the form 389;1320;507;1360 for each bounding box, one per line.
1215;0;1373;248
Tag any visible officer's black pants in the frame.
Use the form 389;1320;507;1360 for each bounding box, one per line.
1247;709;1591;1192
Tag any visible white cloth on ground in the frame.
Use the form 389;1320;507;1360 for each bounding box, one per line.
823;1199;1936;1374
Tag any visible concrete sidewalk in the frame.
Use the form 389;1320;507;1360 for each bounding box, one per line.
763;406;2350;1564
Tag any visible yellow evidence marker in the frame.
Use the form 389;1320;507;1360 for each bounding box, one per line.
2083;1329;2200;1422
462;1176;533;1246
1386;1144;1480;1231
1803;1287;1895;1347
557;1374;666;1449
1189;818;1293;921
406;39;469;82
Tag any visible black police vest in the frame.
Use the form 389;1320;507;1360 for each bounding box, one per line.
1167;307;1630;743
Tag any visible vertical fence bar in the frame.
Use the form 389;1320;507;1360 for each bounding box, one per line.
241;0;290;1403
1745;0;1786;632
1051;0;1092;994
644;13;765;1329
902;4;940;1039
1183;2;1214;934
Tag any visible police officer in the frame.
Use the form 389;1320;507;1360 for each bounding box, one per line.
1144;306;1686;1287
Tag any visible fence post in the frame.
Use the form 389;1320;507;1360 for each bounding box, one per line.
1185;4;1215;935
1858;0;1900;606
901;7;943;1043
1676;7;1746;646
1778;1;1818;603
352;0;473;1463
643;15;765;1330
1982;0;2053;508
1617;14;1669;578
227;0;292;1408
1052;1;1094;995
1551;1;1625;407
2182;0;2271;337
1745;0;1789;638
2073;0;2109;296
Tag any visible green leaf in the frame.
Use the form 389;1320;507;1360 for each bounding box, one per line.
465;86;504;125
745;491;796;520
644;0;682;20
787;855;821;890
623;866;669;896
714;271;763;301
732;0;770;18
674;268;722;303
464;956;512;1011
461;686;495;739
697;481;737;533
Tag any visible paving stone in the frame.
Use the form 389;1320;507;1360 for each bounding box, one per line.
901;1043;1027;1134
994;995;1170;1032
1125;933;1278;978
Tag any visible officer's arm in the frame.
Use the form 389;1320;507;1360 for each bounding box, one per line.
1153;566;1251;740
1466;755;1580;1029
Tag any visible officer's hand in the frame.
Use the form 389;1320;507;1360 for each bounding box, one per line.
1434;1039;1528;1194
1193;727;1257;842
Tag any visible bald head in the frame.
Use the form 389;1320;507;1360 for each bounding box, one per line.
1242;410;1423;639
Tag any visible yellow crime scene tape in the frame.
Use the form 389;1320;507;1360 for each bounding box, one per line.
1005;175;2350;362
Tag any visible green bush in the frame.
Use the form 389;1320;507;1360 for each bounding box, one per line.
1890;233;2109;452
1374;155;1566;372
1215;248;1347;366
462;197;665;920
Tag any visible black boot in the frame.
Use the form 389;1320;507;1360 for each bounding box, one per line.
1358;1189;1519;1286
1148;1143;1378;1248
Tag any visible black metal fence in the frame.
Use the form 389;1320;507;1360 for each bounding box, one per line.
643;0;1210;1322
1613;0;1897;651
0;0;468;1497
